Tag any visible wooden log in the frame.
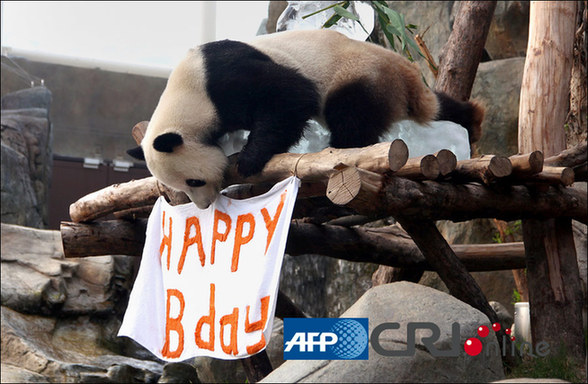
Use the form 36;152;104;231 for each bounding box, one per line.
453;155;512;184
435;1;497;103
132;120;409;183
61;220;147;258
572;163;587;181
113;206;153;220
518;1;584;362
221;181;327;201
396;217;516;366
381;176;587;224
69;177;161;223
435;149;457;177
70;163;588;225
544;141;587;167
326;166;384;212
395;155;440;180
509;151;544;176
224;140;409;186
530;166;575;186
59;219;527;272
435;0;497;145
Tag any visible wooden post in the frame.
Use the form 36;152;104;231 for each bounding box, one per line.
518;1;585;361
395;217;517;367
436;1;497;101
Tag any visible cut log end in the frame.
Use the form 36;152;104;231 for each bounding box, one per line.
488;156;513;178
327;167;362;206
435;149;457;176
420;154;441;180
388;139;409;172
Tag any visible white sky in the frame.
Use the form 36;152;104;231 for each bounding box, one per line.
1;1;270;69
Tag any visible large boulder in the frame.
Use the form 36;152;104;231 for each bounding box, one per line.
0;223;138;315
472;57;526;156
1;306;163;383
262;282;505;383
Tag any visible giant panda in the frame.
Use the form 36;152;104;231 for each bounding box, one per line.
128;29;484;209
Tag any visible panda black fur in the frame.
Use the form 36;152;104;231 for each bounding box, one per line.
128;29;484;209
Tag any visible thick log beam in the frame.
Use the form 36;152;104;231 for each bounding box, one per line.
68;167;587;225
381;177;587;224
224;140;409;186
60;219;526;272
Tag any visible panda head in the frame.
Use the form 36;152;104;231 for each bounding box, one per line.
128;48;228;209
134;130;228;209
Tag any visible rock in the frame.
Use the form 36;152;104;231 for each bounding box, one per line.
1;306;163;383
158;362;200;383
472;57;526;156
280;253;377;318
490;301;514;332
1;86;52;110
484;1;530;60
1;87;53;228
1;363;48;383
1;223;139;315
262;282;505;383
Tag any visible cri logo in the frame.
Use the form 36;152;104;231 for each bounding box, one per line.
463;322;514;356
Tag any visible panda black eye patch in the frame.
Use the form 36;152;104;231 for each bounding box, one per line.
186;179;206;188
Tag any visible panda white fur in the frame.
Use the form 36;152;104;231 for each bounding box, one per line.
128;29;484;209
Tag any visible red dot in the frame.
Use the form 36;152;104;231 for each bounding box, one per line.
511;336;516;341
492;322;501;332
505;328;511;335
477;325;489;338
464;338;483;356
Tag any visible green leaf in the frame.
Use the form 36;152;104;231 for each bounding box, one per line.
332;4;359;21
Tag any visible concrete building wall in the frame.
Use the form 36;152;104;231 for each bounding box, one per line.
2;57;167;161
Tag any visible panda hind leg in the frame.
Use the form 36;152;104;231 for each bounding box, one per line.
324;81;391;149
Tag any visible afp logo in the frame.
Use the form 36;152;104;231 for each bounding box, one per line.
283;318;369;360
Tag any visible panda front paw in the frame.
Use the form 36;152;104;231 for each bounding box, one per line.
237;154;267;178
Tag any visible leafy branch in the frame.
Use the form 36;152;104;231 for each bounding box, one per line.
303;0;436;71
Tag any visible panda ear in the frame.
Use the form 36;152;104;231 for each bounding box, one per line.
126;146;145;160
153;132;184;153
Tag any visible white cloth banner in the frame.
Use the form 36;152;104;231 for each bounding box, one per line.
119;176;300;361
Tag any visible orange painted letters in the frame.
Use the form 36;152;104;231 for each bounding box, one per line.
211;210;231;265
244;295;270;354
231;213;255;272
160;211;173;270
195;283;215;351
260;191;286;254
219;307;239;355
161;289;185;359
178;216;206;272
